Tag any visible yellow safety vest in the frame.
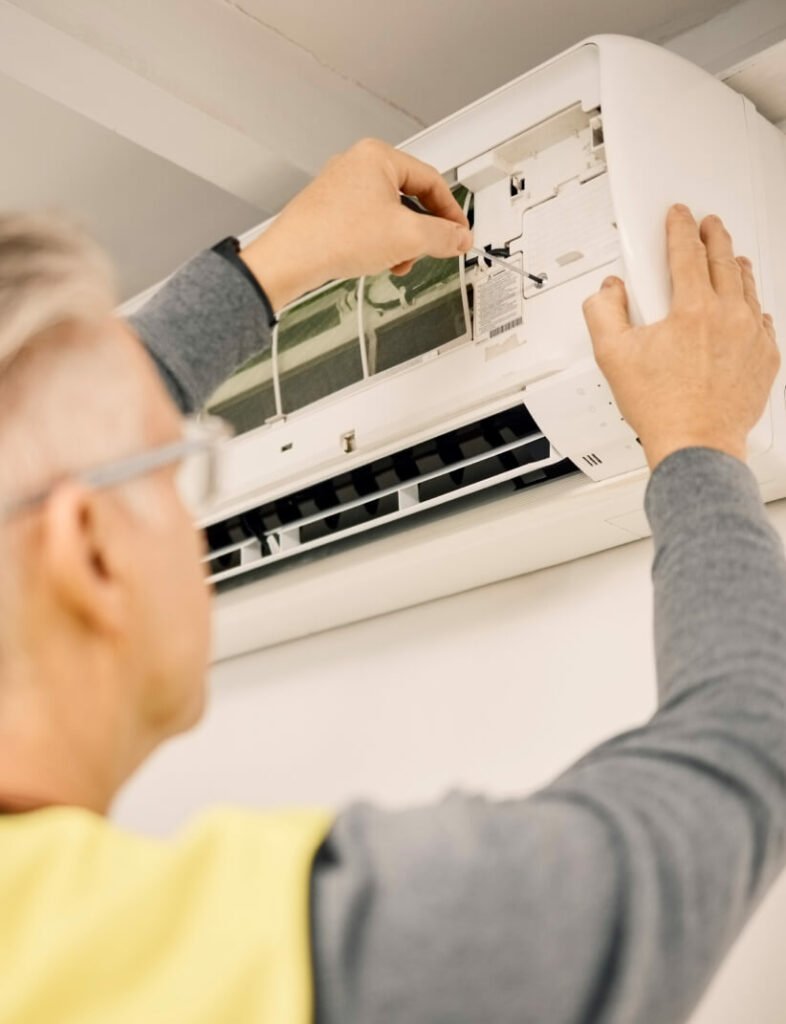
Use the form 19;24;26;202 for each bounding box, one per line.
0;805;332;1023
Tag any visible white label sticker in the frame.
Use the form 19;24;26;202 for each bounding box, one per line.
473;259;524;342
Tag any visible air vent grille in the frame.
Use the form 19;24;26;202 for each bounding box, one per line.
204;404;579;589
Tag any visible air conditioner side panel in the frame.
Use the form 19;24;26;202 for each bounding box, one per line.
749;112;786;484
596;34;760;326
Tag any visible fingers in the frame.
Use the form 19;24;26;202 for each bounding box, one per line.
390;259;415;276
763;314;781;378
737;256;762;319
763;312;778;348
667;205;712;307
582;276;632;356
388;147;469;228
736;257;776;363
700;215;743;298
406;209;473;261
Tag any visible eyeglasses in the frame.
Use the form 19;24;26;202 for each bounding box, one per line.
0;415;233;523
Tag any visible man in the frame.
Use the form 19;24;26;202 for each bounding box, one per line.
0;138;782;1024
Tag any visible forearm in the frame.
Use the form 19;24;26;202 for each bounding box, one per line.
647;447;786;709
311;448;786;1024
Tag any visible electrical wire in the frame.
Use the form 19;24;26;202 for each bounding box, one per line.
271;319;283;418
458;189;473;340
357;275;370;378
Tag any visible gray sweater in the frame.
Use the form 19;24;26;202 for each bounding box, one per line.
131;248;786;1024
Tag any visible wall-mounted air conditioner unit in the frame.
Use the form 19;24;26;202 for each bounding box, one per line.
168;34;786;661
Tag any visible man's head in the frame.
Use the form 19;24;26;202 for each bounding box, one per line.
0;215;211;810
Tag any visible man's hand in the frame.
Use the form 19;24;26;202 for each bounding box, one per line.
583;204;779;471
241;138;473;312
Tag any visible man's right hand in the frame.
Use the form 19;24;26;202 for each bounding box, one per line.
582;204;779;471
241;139;473;313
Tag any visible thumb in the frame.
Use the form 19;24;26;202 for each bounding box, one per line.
582;276;631;352
408;212;473;261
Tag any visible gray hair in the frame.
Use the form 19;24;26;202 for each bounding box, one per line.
0;213;116;370
0;214;152;647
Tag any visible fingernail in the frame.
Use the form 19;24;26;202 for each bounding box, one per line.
673;204;690;215
739;256;752;269
602;276;619;289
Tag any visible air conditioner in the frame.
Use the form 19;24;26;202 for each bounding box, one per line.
168;34;786;661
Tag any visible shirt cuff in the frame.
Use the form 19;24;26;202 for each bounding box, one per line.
211;237;278;329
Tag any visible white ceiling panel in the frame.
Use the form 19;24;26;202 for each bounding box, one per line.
8;0;421;162
232;0;741;123
724;38;786;123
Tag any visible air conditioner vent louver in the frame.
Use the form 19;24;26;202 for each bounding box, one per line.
204;404;579;590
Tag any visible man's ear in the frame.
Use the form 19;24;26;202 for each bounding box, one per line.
41;482;130;636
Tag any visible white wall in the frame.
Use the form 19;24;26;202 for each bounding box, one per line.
0;70;261;299
115;497;786;1024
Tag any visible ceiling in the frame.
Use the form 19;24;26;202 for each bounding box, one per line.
724;38;786;125
230;0;741;124
1;0;782;298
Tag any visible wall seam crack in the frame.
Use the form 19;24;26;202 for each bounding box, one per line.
221;0;427;130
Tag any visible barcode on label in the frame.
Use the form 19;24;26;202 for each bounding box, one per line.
489;317;523;339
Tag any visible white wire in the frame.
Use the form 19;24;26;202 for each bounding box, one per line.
458;189;473;339
275;277;346;318
357;275;370;378
271;319;283;417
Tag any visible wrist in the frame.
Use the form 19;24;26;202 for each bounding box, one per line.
240;225;330;314
642;432;747;472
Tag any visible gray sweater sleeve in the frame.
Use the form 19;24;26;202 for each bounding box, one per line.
311;448;786;1024
128;249;274;413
